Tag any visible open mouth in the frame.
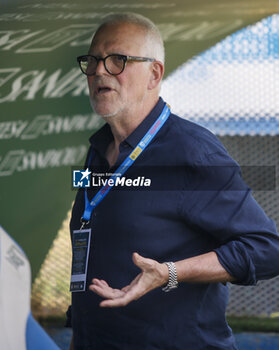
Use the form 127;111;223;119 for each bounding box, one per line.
97;87;112;94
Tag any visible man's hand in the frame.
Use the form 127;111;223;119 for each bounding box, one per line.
89;252;168;307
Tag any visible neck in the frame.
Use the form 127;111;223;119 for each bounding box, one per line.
103;97;159;168
104;97;159;148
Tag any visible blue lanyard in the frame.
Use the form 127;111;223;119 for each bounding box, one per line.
81;103;171;226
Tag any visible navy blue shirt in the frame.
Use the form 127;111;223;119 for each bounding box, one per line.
70;98;279;350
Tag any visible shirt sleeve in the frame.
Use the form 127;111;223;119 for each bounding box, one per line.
180;150;279;286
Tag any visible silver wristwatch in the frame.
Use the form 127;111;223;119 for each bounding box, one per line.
162;262;178;292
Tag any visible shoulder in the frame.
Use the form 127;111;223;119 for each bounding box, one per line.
165;113;234;165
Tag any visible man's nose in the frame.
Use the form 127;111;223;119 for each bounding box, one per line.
95;58;108;75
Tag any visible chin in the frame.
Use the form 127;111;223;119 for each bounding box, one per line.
100;112;119;118
94;108;118;118
90;100;120;118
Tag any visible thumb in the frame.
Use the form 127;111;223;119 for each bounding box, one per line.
132;252;152;271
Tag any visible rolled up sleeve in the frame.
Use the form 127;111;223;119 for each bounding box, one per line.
181;151;279;285
213;190;279;285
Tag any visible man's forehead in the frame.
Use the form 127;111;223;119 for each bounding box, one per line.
97;21;144;33
93;22;146;42
90;22;147;53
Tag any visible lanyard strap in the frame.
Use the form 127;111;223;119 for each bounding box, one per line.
81;103;171;224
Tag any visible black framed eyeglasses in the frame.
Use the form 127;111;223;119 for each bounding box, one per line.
77;54;155;76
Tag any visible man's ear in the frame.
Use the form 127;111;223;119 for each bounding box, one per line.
148;61;164;90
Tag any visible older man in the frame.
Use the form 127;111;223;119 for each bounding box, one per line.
68;13;279;350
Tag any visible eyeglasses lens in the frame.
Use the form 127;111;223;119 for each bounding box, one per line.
80;55;125;75
80;57;96;75
105;55;125;74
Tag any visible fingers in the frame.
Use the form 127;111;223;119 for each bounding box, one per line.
100;282;144;308
100;295;132;307
90;274;145;308
89;278;125;299
92;279;108;287
89;253;160;308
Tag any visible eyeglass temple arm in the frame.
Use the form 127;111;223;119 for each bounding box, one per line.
126;56;155;62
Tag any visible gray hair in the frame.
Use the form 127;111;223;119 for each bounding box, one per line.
95;12;165;63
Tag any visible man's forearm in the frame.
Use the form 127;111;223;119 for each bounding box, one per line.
89;251;235;308
174;251;235;284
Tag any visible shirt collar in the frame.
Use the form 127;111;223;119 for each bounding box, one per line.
89;97;165;154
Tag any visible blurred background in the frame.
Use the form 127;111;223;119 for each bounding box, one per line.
0;0;279;348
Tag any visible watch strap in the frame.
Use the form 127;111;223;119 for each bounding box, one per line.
162;262;178;292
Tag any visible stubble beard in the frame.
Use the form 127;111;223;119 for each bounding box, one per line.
90;97;125;119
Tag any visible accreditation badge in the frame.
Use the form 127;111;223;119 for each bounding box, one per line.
70;229;91;292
